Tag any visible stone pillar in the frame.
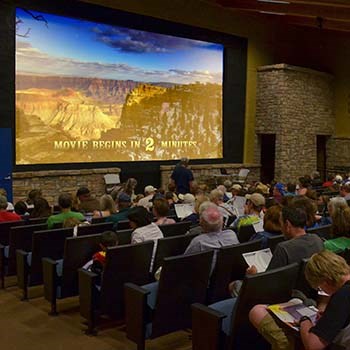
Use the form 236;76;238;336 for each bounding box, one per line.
256;64;335;182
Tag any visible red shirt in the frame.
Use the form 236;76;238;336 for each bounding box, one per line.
0;211;22;222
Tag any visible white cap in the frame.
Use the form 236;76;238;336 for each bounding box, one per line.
144;185;157;194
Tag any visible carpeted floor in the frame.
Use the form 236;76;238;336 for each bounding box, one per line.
0;279;192;350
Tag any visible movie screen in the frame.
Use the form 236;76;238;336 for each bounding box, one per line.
15;8;223;165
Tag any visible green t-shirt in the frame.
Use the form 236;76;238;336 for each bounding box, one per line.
324;237;350;253
47;210;85;229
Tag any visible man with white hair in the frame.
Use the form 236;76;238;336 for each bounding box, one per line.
184;206;239;264
209;189;235;223
137;185;157;211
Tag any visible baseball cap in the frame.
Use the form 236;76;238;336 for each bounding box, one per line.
245;193;265;207
231;184;242;191
178;193;195;204
144;185;157;194
117;192;131;203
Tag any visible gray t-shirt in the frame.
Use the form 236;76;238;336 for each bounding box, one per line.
184;229;239;272
267;233;323;270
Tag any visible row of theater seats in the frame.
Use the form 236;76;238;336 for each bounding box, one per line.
2;217;346;349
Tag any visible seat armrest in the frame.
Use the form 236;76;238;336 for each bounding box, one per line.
16;249;29;291
0;244;5;288
191;303;226;350
78;268;98;319
124;283;150;345
42;258;58;304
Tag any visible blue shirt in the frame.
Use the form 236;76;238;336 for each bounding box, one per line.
171;165;194;194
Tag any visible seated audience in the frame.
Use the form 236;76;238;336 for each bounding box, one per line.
0;188;14;211
340;182;350;204
272;183;285;204
182;195;209;225
311;170;323;188
297;176;310;196
249;205;283;248
153;198;176;226
82;231;118;284
30;198;52;218
137;185;157;211
323;175;335;188
47;193;85;229
25;189;42;210
14;201;29;216
106;192;132;229
165;191;177;209
248;203;323;273
128;206;163;271
93;194;116;219
209;189;235;222
249;250;350;350
0;195;21;222
124;177;138;202
232;193;265;233
184;206;239;271
75;187;100;213
292;195;319;229
285;182;296;197
230;203;323;296
217;185;230;202
328;196;348;217
325;204;350;253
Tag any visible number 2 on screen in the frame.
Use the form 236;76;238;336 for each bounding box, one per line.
145;137;154;151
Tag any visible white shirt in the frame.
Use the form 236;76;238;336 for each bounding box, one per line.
137;194;154;210
131;222;163;271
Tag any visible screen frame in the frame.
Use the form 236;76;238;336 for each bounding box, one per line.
4;0;247;172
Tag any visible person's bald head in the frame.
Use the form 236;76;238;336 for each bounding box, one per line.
200;206;223;233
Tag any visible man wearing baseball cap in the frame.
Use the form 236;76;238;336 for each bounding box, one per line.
232;192;265;233
137;185;157;211
106;192;132;229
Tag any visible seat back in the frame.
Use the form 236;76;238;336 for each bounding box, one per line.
295;258;318;300
237;224;256;243
266;234;285;253
29;228;74;286
117;220;131;230
100;241;154;318
207;239;262;304
76;222;113;236
8;223;47;275
60;234;101;298
91;217;106;224
229;263;300;348
306;224;332;240
151;250;214;338
159;221;191;237
116;228;133;245
27;217;48;225
152;233;198;274
0;220;25;245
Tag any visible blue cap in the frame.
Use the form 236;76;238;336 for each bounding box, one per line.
275;183;285;195
117;192;131;203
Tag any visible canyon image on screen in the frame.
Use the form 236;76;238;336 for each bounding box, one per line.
15;8;223;164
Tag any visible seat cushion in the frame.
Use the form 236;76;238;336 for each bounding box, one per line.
209;297;237;336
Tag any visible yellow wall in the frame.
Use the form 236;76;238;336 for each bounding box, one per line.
81;0;350;162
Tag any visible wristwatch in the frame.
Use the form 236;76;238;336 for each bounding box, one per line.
299;316;312;324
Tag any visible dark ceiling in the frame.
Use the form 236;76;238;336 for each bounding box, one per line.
205;0;350;33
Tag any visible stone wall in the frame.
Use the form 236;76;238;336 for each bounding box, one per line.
327;137;350;174
160;163;260;189
255;64;335;182
12;167;121;205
